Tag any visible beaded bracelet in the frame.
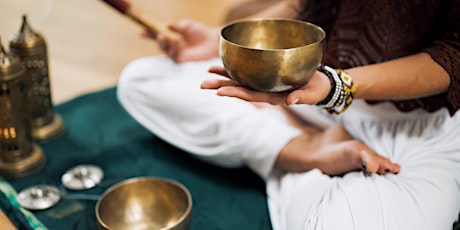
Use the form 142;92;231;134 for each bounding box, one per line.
332;69;356;114
316;65;338;107
316;65;342;109
316;65;356;114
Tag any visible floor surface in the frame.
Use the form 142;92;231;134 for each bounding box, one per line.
1;0;246;103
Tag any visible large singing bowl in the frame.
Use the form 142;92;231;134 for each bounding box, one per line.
220;19;325;92
96;177;192;230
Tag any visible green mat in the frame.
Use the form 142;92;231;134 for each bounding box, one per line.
3;87;272;230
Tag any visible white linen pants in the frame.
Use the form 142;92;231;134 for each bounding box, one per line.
117;56;460;230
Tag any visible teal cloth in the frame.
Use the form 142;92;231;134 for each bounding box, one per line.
3;87;460;229
4;88;272;230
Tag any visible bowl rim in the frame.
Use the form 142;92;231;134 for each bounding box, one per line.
220;18;326;52
95;176;193;230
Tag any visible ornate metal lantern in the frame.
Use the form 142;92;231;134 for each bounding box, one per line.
0;39;46;178
9;15;65;141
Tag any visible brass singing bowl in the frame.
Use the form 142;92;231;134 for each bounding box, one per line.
96;177;192;230
220;19;325;92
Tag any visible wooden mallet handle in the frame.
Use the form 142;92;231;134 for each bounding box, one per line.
101;0;179;40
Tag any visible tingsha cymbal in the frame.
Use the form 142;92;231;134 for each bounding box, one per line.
61;164;104;190
17;185;61;210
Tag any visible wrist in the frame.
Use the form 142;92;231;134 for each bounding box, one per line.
316;65;338;107
316;65;356;114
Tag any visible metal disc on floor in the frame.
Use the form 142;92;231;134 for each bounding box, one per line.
61;164;104;190
17;185;61;210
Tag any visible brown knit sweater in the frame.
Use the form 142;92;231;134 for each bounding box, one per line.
299;0;460;115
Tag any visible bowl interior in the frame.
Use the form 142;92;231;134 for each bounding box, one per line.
96;177;192;230
221;19;324;51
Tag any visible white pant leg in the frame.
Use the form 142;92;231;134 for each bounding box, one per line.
118;56;460;229
117;56;301;179
268;101;460;230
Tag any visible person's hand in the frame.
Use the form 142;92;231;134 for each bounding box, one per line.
276;124;401;176
202;66;332;106
153;19;220;62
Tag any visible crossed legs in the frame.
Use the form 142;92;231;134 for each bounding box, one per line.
117;56;399;179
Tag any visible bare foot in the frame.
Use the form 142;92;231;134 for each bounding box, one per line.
275;125;400;176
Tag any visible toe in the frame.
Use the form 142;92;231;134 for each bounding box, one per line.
377;161;400;175
360;150;380;173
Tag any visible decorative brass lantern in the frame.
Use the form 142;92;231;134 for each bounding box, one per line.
0;39;46;178
9;15;65;141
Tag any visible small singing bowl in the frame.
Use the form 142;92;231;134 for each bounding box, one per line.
96;177;192;230
220;18;325;92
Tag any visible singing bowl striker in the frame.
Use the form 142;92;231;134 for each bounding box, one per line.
96;177;192;230
220;19;325;92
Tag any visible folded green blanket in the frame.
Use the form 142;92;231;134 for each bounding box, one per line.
2;88;272;230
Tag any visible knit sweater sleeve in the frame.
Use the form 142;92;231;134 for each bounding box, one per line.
424;1;460;114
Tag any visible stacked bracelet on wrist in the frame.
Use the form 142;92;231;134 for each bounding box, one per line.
316;65;356;114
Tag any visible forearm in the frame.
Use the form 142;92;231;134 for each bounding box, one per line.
239;0;300;20
347;52;451;100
